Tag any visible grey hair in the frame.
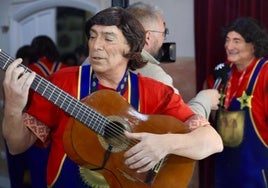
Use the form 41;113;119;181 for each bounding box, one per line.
126;2;163;29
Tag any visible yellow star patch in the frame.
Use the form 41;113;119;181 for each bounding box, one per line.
237;91;253;109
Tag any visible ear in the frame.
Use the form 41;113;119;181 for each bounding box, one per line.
144;31;151;46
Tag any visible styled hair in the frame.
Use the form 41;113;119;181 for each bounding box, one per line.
31;35;60;62
126;2;163;30
85;7;147;70
222;17;268;58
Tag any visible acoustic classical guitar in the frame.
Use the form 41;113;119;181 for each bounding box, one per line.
0;49;195;188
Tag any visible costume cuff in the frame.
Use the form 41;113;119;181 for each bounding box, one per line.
23;113;50;143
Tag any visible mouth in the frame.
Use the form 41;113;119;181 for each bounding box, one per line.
227;50;238;56
91;56;104;62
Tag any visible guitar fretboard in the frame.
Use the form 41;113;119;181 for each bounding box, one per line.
0;49;107;136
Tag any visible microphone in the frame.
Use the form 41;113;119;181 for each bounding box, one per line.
213;63;230;89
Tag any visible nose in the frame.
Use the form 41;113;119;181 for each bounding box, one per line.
90;37;104;51
225;40;233;50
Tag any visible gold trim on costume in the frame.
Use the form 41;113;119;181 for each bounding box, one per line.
49;154;67;187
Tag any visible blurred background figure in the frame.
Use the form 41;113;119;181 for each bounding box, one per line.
26;35;70;188
15;45;37;67
74;44;89;65
61;52;78;66
29;35;69;77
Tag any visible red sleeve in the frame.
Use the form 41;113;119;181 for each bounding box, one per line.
137;74;194;122
25;66;80;128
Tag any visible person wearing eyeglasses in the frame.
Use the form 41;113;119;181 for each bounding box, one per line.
127;2;220;119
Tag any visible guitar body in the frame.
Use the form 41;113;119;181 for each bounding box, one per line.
63;90;195;188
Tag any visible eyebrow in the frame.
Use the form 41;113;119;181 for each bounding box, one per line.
234;38;242;41
103;31;117;37
90;28;117;37
226;36;242;41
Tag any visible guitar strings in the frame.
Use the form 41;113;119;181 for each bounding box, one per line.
0;50;140;148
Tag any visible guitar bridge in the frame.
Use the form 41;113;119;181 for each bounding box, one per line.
152;158;164;173
144;158;165;186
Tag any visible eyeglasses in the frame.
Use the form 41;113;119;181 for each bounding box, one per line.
147;28;169;38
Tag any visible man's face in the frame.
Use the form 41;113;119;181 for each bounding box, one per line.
88;25;130;74
225;31;255;69
146;14;166;57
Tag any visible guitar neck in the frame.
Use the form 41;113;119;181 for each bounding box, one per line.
0;49;106;136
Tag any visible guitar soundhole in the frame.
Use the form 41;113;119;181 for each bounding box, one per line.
98;115;130;153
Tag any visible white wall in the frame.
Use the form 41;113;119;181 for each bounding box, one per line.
0;0;11;53
0;0;194;57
